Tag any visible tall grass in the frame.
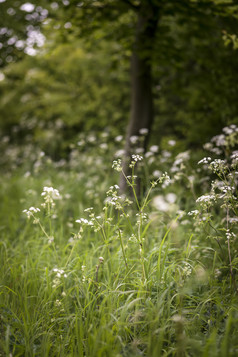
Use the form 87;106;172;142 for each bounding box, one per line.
0;125;238;356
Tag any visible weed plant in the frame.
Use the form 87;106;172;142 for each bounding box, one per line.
0;125;238;356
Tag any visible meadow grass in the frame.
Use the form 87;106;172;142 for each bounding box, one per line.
0;126;238;356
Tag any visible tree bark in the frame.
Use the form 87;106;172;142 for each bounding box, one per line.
120;4;159;195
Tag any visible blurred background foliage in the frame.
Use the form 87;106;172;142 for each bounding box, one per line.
0;0;238;158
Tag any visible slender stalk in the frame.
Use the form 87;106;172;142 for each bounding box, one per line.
33;215;50;239
118;229;128;270
121;167;140;210
226;206;237;292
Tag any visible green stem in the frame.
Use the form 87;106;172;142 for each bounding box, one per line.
118;229;128;271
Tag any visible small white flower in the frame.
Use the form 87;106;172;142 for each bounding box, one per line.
112;159;122;172
99;143;108;150
48;236;54;244
115;135;123;142
55;299;62;307
162;150;172;158
166;193;177;204
135;147;144;154
130;135;139;144
168;140;176;146
99;256;104;264
87;135;96;143
131;154;143;162
41;186;60;198
77;140;85;146
149;145;159;153
188;210;199;216
139;128;149;135
23;206;40;219
229;217;238;224
145;151;153;158
152;195;170;212
198;157;211;165
153;170;161;178
84;207;93;212
114;149;125;158
211;134;226;147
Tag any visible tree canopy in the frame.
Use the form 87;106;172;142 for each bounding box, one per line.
0;0;238;158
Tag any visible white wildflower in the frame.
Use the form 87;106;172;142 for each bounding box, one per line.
99;256;104;264
131;154;143;162
145;151;153;158
188;210;199;216
166;193;177;203
196;194;216;208
139;128;149;135
130;135;139;144
23;206;40;219
168;139;176;146
77;140;85;146
48;236;54;244
226;230;235;240
162;150;172;158
115;135;123;142
152;195;170;212
87;135;96;143
211;134;226;147
229;217;238;224
149;145;159;153
114;149;125;158
112;159;122;172
55;299;62;307
41;186;60;199
135;147;144;154
198;157;211;165
99;143;108;150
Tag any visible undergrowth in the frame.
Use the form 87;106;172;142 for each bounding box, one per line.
0;125;238;356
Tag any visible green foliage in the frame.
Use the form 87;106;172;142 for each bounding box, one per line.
1;0;238;152
0;126;238;356
0;37;130;156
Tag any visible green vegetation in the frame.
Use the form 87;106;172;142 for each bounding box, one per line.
1;1;238;355
0;126;238;356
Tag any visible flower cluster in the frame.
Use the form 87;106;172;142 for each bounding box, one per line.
136;212;148;226
76;215;102;232
130;135;139;144
139;128;149;135
196;194;216;209
112;159;122;172
23;206;40;220
225;229;236;242
209;159;227;174
198;157;211;165
52;268;67;288
204;124;238;155
129;154;143;168
158;172;171;188
76;218;94;226
105;185;132;210
187;209;199;217
149;145;159;153
182;263;192;278
171;151;190;173
231;151;238;168
41;186;61;211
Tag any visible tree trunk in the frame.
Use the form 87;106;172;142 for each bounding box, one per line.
120;5;159;195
